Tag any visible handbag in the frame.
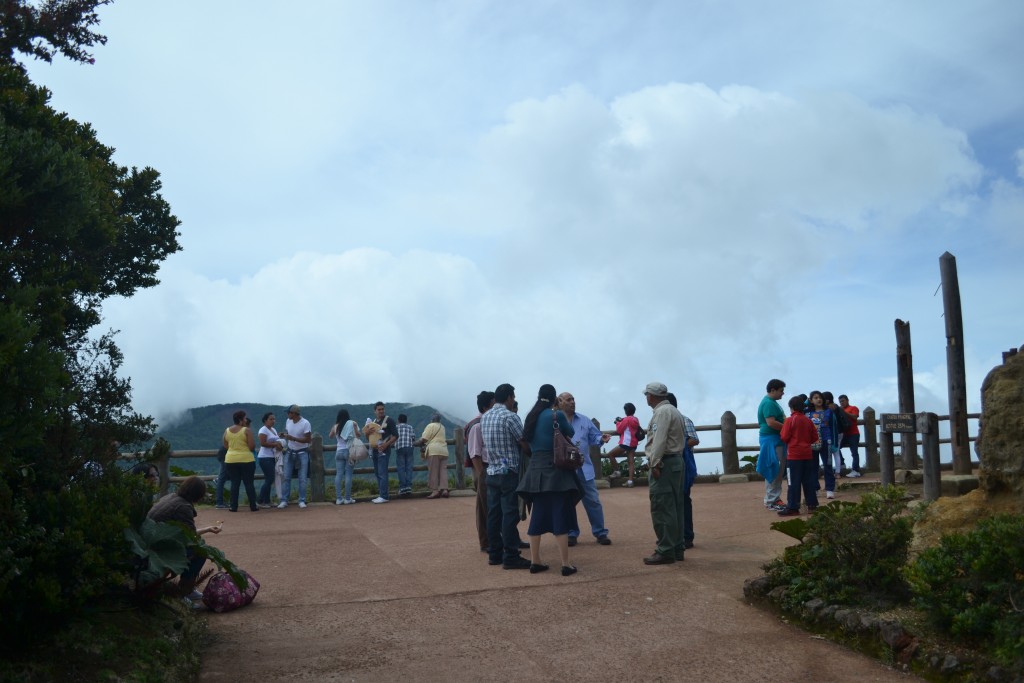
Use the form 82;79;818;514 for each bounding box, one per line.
348;427;369;463
552;411;584;471
202;570;260;613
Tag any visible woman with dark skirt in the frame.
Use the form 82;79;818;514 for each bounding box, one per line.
517;384;583;576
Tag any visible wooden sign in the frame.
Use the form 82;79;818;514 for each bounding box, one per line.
880;413;916;433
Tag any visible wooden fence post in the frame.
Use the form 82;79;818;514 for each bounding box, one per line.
309;434;325;502
879;431;895;487
721;411;739;475
454;427;465;489
863;407;878;472
919;412;941;501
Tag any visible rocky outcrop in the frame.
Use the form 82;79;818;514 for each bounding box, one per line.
978;347;1024;497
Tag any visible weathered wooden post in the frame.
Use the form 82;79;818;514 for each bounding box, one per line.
454;426;465;489
879;431;895;487
309;433;325;502
721;411;739;475
918;412;941;501
863;407;878;471
940;252;972;475
895;319;919;468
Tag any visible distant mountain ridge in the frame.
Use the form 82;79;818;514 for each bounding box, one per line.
152;402;467;452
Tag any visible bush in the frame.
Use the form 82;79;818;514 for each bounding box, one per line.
905;514;1024;667
763;486;913;610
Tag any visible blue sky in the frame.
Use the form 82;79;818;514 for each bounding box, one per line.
24;1;1024;466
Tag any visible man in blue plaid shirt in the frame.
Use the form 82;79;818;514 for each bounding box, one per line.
481;383;530;569
395;414;416;497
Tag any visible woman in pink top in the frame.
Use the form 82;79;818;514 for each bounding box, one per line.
606;402;642;487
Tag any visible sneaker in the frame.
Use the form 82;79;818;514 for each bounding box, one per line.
215;504;228;510
277;501;288;509
826;491;835;499
371;496;388;504
625;480;634;488
259;503;271;509
847;470;862;478
344;498;356;505
298;501;307;509
768;502;788;512
777;508;801;517
335;499;343;505
608;471;621;480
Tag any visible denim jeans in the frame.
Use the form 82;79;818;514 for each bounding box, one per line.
486;470;522;563
786;457;819;511
372;448;392;499
334;451;353;500
569;475;608;540
395;446;414;493
282;449;309;503
215;460;228;506
257;456;275;504
841;433;861;470
817;447;835;492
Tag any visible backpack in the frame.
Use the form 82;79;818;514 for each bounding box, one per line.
635;425;647;442
833;408;850;433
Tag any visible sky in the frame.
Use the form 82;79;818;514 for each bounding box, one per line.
24;1;1024;468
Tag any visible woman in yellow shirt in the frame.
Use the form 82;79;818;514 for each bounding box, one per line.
223;410;258;512
416;413;450;499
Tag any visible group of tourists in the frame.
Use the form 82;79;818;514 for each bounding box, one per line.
756;379;862;516
213;402;453;511
465;381;700;576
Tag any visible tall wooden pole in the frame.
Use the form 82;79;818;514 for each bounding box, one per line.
940;252;972;474
895;319;919;468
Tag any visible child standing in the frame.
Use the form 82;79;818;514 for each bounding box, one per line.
779;395;820;516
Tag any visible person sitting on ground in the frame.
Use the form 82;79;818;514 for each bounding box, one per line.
147;475;223;602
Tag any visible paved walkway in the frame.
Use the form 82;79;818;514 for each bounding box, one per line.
196;479;918;682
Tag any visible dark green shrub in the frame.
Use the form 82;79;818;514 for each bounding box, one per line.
763;486;913;610
905;514;1024;667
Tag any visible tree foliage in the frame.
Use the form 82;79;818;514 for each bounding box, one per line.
0;46;181;649
0;0;110;65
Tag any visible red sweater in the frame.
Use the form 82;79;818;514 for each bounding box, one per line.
780;412;818;460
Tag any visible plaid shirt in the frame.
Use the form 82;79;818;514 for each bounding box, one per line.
481;404;524;475
396;423;415;449
682;416;699;445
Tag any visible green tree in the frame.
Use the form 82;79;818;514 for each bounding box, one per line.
0;10;181;648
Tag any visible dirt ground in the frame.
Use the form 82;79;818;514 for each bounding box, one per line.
195;479;920;683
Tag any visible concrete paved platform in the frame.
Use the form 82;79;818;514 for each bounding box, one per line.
196;479;919;682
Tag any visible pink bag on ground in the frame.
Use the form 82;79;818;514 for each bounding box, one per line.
202;570;260;612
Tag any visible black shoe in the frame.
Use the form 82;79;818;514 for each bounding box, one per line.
674;552;685;561
643;552;675;565
561;565;578;577
487;557;502;566
518;541;530;549
503;557;531;570
567;536;578;547
529;563;549;574
597;536;611;546
684;541;694;549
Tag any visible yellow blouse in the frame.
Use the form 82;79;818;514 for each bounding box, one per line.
224;427;254;464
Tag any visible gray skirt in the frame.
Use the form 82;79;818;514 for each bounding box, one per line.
516;450;583;504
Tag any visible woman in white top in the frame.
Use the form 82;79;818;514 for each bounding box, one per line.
329;408;362;504
257;412;283;507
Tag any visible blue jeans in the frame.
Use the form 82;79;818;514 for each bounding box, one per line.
817;448;835;492
372;448;392;499
282;449;309;503
841;433;861;470
683;449;697;544
486;470;522;563
786;457;819;511
569;475;608;540
334;451;353;500
257;457;275;504
215;460;228;506
395;446;414;493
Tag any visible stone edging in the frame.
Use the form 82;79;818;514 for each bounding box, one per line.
742;575;1021;683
